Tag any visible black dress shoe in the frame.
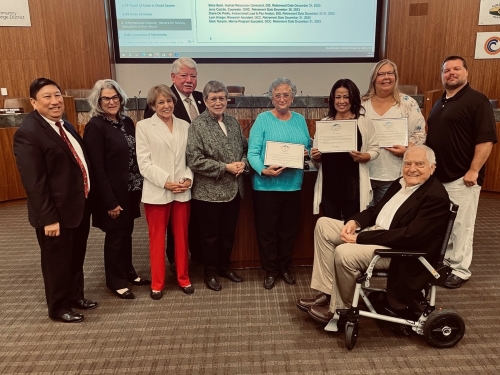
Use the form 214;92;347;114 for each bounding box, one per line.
205;277;222;291
263;276;276;290
219;270;243;283
58;311;84;323
297;293;330;312
70;298;98;310
150;290;163;300
281;272;296;285
181;285;195;295
114;289;135;299
443;274;469;289
308;305;334;324
131;278;151;286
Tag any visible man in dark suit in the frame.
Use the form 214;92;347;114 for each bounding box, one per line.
144;57;206;122
13;78;97;323
297;145;450;328
144;57;206;268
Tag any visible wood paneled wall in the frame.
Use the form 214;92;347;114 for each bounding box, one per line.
0;0;111;100
386;0;500;101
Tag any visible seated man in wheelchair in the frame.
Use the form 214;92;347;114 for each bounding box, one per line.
298;145;450;331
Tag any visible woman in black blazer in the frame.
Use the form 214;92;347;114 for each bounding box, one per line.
83;79;150;299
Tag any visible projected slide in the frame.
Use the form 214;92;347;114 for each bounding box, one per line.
112;0;380;61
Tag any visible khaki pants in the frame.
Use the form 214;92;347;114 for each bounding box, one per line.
310;217;391;312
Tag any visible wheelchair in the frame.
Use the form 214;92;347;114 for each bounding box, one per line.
333;203;465;350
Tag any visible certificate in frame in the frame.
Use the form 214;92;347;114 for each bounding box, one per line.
316;120;358;153
372;118;408;147
264;141;304;169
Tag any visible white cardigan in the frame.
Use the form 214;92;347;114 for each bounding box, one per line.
312;115;379;214
136;114;193;204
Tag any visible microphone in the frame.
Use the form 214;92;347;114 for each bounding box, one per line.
134;90;142;119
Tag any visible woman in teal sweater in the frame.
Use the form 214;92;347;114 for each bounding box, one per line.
248;77;311;290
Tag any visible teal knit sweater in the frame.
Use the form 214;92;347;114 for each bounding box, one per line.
248;111;311;191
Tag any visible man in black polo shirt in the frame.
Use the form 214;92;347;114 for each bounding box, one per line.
426;55;497;289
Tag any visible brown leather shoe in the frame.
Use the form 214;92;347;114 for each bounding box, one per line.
308;304;334;324
296;293;330;312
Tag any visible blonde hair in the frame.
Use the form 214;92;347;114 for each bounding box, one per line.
361;59;401;105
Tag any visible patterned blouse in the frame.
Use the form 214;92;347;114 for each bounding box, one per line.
101;115;143;192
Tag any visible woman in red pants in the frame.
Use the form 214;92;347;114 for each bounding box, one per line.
136;84;194;300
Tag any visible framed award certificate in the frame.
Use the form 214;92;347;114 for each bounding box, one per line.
372;118;408;147
315;120;358;153
264;141;304;169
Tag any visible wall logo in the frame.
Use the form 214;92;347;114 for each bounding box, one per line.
489;5;500;16
484;36;500;55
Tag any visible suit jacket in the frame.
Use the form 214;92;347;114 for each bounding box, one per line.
351;175;450;309
83;115;142;232
136;113;193;204
186;110;248;202
13;111;90;228
143;85;206;123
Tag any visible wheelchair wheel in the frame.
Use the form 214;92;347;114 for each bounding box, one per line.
345;322;358;350
423;309;465;348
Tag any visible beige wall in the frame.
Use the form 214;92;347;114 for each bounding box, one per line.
115;63;376;98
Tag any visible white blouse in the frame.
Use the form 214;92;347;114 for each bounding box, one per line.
364;94;426;181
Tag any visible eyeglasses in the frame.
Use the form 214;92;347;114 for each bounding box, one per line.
207;96;227;103
100;95;120;104
376;71;395;77
273;93;292;100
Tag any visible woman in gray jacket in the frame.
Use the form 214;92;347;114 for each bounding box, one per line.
186;80;249;291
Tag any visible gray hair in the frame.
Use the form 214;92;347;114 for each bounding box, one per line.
87;79;128;118
171;57;198;74
268;77;297;97
146;84;177;109
404;145;436;165
202;80;228;100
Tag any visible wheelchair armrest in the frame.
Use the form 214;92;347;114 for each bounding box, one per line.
374;249;427;257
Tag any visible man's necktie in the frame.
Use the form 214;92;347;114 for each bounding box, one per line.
185;97;198;121
55;121;89;198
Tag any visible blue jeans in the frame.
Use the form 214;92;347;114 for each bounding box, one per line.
369;180;395;207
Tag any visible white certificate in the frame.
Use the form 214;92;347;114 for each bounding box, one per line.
315;120;358;153
264;141;304;169
372;118;408;147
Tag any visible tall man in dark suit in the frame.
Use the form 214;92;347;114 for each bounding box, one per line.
297;145;450;329
144;57;206;268
13;78;97;323
144;57;206;121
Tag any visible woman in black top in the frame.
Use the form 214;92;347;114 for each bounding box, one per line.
83;79;150;299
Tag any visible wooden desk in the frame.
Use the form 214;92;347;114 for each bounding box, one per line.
231;172;318;268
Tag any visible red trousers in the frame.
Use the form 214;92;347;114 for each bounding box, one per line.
144;201;191;291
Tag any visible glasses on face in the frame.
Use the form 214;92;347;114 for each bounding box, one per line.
100;95;120;104
207;96;227;104
273;93;292;100
376;71;395;77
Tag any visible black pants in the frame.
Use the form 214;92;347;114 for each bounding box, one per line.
166;207;203;264
104;221;138;291
35;199;91;319
253;190;301;277
321;193;360;222
192;196;240;278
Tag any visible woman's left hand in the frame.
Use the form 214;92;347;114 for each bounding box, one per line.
349;151;371;163
181;178;192;188
108;205;123;219
385;144;408;157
